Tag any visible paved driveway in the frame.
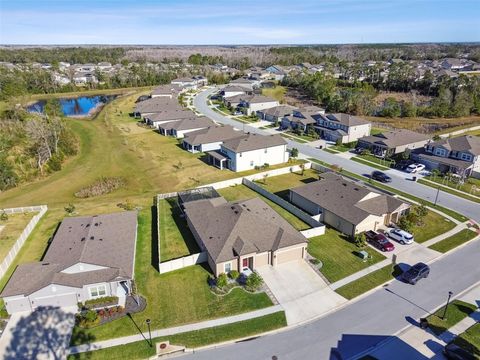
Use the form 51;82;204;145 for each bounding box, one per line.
257;260;347;325
0;306;76;360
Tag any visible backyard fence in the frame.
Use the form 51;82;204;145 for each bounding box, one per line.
159;252;207;274
300;226;326;238
0;205;48;280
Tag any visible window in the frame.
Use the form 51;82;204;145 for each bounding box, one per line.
224;262;231;273
89;285;107;298
435;148;447;157
461;153;471;161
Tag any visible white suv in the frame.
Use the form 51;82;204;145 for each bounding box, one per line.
388;228;414;245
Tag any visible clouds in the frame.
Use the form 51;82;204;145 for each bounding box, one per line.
0;0;479;44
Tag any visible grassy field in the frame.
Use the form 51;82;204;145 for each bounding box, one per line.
68;311;287;360
70;209;273;345
429;229;478;253
308;228;386;283
453;322;480;357
158;198;199;262
411;210;456;243
262;86;286;103
426;300;477;335
335;264;402;299
0;212;36;261
217;184;310;231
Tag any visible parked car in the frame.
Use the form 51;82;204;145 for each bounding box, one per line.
396;159;414;171
371;171;392;183
388;228;414;245
406;163;426;173
443;342;476;360
402;262;430;285
365;231;395;252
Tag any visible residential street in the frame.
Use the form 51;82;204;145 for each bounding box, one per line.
182;238;480;360
194;88;480;223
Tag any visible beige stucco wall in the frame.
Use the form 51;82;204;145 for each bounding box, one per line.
273;244;306;265
255;252;270;267
355;214;386;234
323;210;356;237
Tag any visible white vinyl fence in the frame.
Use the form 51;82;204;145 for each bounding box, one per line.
159;252;207;274
0;205;48;280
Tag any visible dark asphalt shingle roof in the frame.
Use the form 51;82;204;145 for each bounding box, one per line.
183;125;244;146
359;129;429;148
222;133;287;153
431;135;480;155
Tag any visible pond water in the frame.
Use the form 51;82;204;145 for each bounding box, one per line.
28;95;117;117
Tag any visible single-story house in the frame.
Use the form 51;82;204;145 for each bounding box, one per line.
171;76;208;90
0;212;138;314
144;109;196;129
228;78;259;90
133;97;183;118
158;116;215;138
182;125;244;153
151;84;182;98
238;95;279;116
221;85;247;99
290;173;410;237
184;196;307;276
257;105;296;123
207;133;289;172
265;65;287;81
314;113;371;144
357;129;430;157
412;135;480;178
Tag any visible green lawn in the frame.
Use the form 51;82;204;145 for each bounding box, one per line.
261;86;286;103
335;264;402;299
256;169;319;196
426;300;477;335
423;175;480;195
284;130;318;142
453;322;480;358
329;143;354;152
70;209;273;345
323;148;339;154
217;184;310;231
280;133;308;143
308;228;386;283
158;198;199;262
351;157;390;170
411;210;456;243
418;178;480;204
429;229;477;253
0;212;36;261
68;311;287;360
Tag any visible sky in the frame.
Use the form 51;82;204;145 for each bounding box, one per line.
0;0;479;45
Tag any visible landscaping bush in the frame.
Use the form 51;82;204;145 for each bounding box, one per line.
0;212;8;221
229;270;240;280
354;233;367;248
246;273;263;291
216;273;228;288
82;296;118;310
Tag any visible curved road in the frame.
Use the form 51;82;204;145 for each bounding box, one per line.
194;88;480;223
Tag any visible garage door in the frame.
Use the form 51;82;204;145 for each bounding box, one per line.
5;297;31;313
32;293;78;309
276;247;304;265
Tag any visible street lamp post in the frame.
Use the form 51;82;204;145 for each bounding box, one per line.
146;318;152;347
434;186;440;206
441;291;453;320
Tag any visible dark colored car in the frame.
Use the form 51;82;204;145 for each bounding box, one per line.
366;232;395;252
402;262;430;285
371;171;392;183
443;342;476;360
396;159;414;170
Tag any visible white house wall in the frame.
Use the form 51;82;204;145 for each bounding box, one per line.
228;145;289;172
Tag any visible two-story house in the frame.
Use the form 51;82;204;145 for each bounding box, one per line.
281;106;325;132
412;135;480;178
314;113;372;144
238;95;279;116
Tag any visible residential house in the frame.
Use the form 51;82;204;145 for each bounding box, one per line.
182;125;244;153
184;196;307;276
208;133;288;171
151;84;181;98
281;106;325;133
441;58;468;71
265;65;287;81
290;173;410;237
144;109;196;129
171;76;207;90
133;97;183;118
0;212;138;314
238;95;279;116
412;135;480;178
158;116;215;138
221;85;247;99
229;77;259;90
314;113;371;144
73;73;97;85
357;129;430;157
257;105;296;123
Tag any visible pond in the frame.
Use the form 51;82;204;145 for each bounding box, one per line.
28;95;117;117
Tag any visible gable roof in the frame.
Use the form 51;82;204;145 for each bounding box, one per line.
151;84;181;96
324;113;370;126
184;197;306;263
221;133;287;153
290;173;408;225
147;109;196;122
160;116;214;131
258;105;296;118
222;85;247;93
244;95;278;104
134;97;182;114
183;125;243;146
432;135;480;155
359;129;429;148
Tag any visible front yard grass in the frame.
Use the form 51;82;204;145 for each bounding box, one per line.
453;322;480;358
423;175;480;196
280;133;309;143
308;228;386;283
158;198;199;262
217;185;310;231
69;311;287;360
411;210;456;243
351;156;390;170
335;264;402;299
428;229;477;253
70;208;273;345
0;212;36;261
418;178;480;204
426;300;477;335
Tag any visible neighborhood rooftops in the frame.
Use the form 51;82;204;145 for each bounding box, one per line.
258;105;296;118
430;135;480;155
159;116;214;131
290;173;407;225
221;133;287;153
359;129;430;148
134;97;182;114
322;113;370;126
183;197;307;263
147;109;196;122
243;95;277;104
151;84;182;96
183;125;243;146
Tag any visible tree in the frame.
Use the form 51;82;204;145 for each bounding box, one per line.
398;215;413;233
354;233;366;248
290;148;299;159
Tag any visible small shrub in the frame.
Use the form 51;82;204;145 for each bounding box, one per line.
246;272;263;290
0;212;8;221
216;273;228;288
84;310;97;322
64;203;76;215
354;233;367;248
229;270;240;280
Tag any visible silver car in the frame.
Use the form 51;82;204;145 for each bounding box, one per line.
388;228;414;245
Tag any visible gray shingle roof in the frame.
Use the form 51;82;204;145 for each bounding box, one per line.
183;125;244;146
222;133;287;153
258;105;296;117
151;84;181;96
160;116;214;131
359;129;429;148
184;197;307;263
432;135;480;155
147;109;196;122
134;97;182;114
325;113;370;126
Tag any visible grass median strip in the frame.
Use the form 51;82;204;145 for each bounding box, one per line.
68;311;287;360
351;157;390;170
418;179;480;204
426;300;477;335
428;229;478;253
453;322;480;357
335;264;401;300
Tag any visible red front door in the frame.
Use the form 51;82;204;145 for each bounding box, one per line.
242;258;248;267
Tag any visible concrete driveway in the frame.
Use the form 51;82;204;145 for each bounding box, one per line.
257;260;347;325
0;306;76;360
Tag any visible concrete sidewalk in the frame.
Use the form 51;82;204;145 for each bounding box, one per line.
422;222;469;247
68;305;282;355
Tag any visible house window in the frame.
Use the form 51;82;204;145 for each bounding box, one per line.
224;262;232;273
435;148;447;157
89;285;107;299
250;160;254;166
461;153;472;161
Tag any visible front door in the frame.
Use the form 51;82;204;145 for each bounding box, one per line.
242;258;248;268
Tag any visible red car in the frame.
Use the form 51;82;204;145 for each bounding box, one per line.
366;231;395;252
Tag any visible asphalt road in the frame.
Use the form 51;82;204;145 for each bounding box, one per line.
194;88;480;223
181;239;480;360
